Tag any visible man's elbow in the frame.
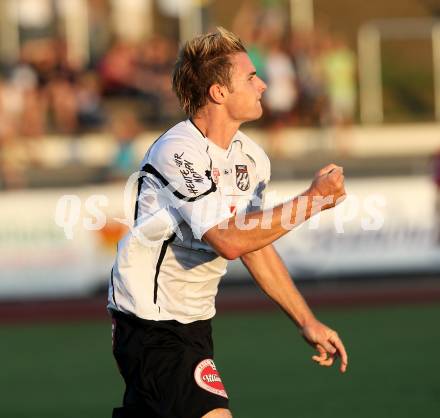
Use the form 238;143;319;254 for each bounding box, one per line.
209;240;243;260
217;245;242;260
203;229;244;260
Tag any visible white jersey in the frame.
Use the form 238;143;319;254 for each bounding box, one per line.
108;119;271;323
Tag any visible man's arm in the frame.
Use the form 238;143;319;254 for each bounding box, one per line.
203;164;345;260
241;244;348;373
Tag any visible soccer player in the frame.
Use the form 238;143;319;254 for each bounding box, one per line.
109;27;348;418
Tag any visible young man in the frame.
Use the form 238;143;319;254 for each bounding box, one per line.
109;28;348;418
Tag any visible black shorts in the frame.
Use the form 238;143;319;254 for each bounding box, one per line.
110;310;229;418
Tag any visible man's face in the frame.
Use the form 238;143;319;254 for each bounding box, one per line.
224;52;267;123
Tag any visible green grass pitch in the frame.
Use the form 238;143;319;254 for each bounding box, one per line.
1;303;439;418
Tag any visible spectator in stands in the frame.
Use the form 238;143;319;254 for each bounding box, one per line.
289;30;329;127
6;46;45;138
0;3;359;145
0;136;27;189
108;110;140;180
264;38;298;120
132;36;179;124
320;34;356;154
88;0;112;67
432;150;440;244
263;37;298;155
232;0;267;82
20;84;47;138
99;40;137;96
0;75;23;140
320;35;356;126
20;38;80;135
47;73;78;134
77;71;106;131
7;55;47;138
0;80;27;189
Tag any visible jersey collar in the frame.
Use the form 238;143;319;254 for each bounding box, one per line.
188;118;206;139
186;119;241;156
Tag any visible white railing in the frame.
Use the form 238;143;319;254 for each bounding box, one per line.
358;18;440;123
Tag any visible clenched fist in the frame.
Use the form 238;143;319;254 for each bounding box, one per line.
308;164;346;210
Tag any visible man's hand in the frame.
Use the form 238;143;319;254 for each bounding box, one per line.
308;164;346;210
300;318;348;373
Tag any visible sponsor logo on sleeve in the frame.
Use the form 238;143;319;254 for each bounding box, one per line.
235;164;250;191
194;359;228;399
174;152;205;195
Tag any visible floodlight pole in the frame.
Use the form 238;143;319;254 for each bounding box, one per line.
359;18;440;124
178;1;203;43
289;0;314;31
62;0;90;67
358;24;383;124
0;0;20;64
432;23;440;121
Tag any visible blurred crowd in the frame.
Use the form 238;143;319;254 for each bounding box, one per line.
0;35;180;138
0;34;181;188
0;0;357;189
233;2;357;128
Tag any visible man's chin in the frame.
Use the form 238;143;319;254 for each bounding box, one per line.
243;108;263;123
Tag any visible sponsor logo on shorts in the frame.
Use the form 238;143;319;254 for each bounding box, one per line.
194;359;228;399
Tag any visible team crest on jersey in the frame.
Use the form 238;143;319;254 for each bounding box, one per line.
235;164;250;191
194;359;228;398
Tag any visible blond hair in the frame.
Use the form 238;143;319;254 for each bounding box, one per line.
172;27;246;117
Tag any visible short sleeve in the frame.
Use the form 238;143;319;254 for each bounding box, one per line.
249;145;271;211
259;148;271;185
147;137;232;239
259;151;271;209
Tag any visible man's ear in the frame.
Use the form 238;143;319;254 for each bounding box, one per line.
208;84;227;104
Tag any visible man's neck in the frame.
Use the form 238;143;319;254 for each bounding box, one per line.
191;111;241;150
